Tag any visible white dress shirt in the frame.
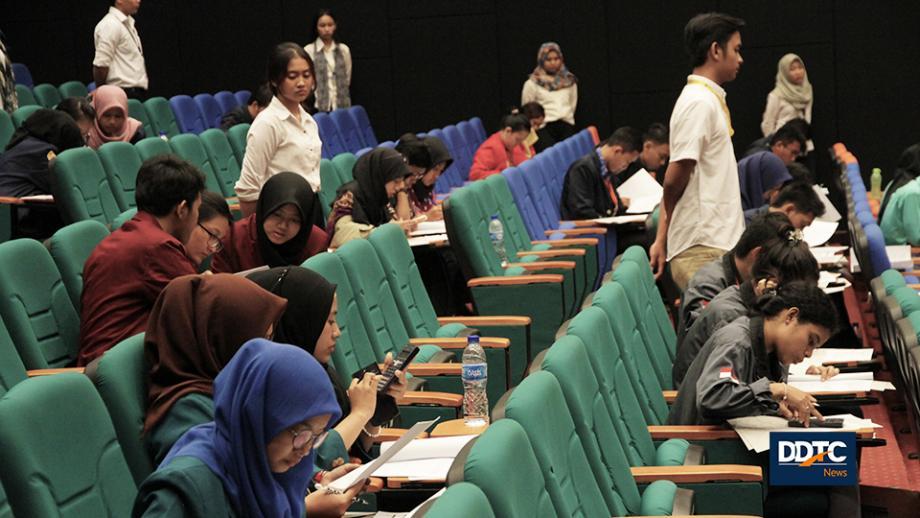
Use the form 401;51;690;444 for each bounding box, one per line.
93;6;148;90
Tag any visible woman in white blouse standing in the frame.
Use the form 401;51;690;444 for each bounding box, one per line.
761;53;813;140
305;9;352;113
235;42;324;226
521;42;578;143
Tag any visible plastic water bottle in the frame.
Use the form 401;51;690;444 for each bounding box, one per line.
462;335;489;425
870;168;883;201
158;131;169;142
488;215;508;268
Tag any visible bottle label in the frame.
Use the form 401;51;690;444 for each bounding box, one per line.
462;363;487;381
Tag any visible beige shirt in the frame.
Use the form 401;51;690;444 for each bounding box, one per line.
666;75;744;260
330;215;373;248
93;6;148;90
305;39;352;111
235;96;322;201
760;91;814;151
521;79;577;126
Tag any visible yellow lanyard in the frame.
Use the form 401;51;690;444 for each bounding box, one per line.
687;78;734;137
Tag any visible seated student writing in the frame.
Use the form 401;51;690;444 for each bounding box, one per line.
468;112;532;181
737;149;792;211
79;155;206;366
409;136;453;219
134;339;367;518
679;212;794;343
212;172;328;273
743;179;825;229
0;109;85;198
393;134;432;222
520;101;553;154
559;126;642;220
86;84;146;149
617;122;670;185
673;230;822;387
220;83;272;131
183;191;232;272
56;96;96;141
248;266;408;468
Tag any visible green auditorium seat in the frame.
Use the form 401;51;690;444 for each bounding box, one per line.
0;320;26;518
127;98;155;137
0;239;80;369
422;482;495;518
0;110;13;150
51;147;123;225
86;333;153;485
49;220;110;311
98;141;143;210
199;128;241;197
332;152;357;183
620;246;678;360
143;97;180;138
112;208;138;230
0;373;137;517
14;84;37;107
31;83;62;108
58;80;89;99
318;158;342;219
168;133;224;194
226;122;249;164
449;419;557;518
135;135;172;162
11;104;41;127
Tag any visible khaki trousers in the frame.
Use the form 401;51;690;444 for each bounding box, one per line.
669;245;726;291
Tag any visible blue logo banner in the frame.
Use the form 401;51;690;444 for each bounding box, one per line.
769;432;857;486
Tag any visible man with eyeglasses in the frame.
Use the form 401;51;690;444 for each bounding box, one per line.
184;191;232;272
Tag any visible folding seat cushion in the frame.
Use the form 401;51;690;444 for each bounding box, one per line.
313;112;348;158
0;110;13;150
168;133;224;194
31;83;62;108
135;135;172;161
233;90;251;108
0;374;137;517
422;482;495;518
213;90;238;115
331;152;357;182
193;93;223;129
14;84;36;107
86;333;153;485
226;122;250;164
49;220;111;311
199;128;241;197
143;97;180;138
330;109;366;152
169;95;208;134
58;80;89;99
98;140;144;210
11;105;41;127
11;63;33;87
51;147;123;224
348;105;377;147
127;98;155;137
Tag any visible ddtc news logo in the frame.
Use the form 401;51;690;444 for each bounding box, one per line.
769;432;857;486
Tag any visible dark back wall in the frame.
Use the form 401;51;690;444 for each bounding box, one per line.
5;1;919;183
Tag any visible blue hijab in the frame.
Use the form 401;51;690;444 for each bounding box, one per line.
737;151;792;211
162;339;342;518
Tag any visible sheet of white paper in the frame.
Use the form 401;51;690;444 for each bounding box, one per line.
802;220;839;247
407;234;448;247
19;194;55;202
814;185;841;222
327;418;439;493
625;196;659;214
729;414;880;453
850;248;861;274
788;379;896;393
787;372;874;383
886;245;913;270
593;214;648;225
411;221;447;236
369;458;455;479
616;168;663;200
789;348;874;375
818;271;851;294
379;435;477;462
810;246;848;266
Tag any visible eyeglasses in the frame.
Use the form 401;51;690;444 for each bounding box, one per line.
290;427;328;451
197;223;223;252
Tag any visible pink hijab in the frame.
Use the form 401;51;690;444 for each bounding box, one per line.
86;85;143;149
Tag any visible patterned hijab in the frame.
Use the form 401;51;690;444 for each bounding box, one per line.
529;42;577;91
770;53;813;111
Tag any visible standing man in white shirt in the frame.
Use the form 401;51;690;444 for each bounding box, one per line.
649;12;746;291
93;0;149;99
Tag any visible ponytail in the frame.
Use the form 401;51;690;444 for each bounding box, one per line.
753;281;838;332
501;111;531;133
750;229;819;284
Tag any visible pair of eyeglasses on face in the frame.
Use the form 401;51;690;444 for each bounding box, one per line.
290;427;328;451
197;223;223;252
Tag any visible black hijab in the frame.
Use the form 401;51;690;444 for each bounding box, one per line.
351;148;411;226
412;136;454;203
255;172;316;267
6;109;84;152
879;143;920;221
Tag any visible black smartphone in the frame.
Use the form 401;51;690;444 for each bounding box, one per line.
352;362;382;382
377;345;420;393
788;417;844;428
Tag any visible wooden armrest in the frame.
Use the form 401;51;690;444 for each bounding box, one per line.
396;391;463;407
27;367;85;376
516;248;586;258
631;465;762;484
385;477;445;489
662;390;678;403
0;197;24;205
467;274;563;287
647;425;740;440
532;237;599;246
373;428;430;443
908;284;920;290
430;418;489;437
545;227;607;236
408;337;510;349
437;315;532;326
366;477;385;493
228;203;240;212
402;363;462;376
506;260;576;271
560;219;605;227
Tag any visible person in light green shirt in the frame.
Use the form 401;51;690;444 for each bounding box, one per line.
880;177;920;245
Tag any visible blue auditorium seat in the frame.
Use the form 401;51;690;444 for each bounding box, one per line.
12;63;33;88
169;95;208;134
348;106;377;147
330;109;365;152
214;91;238;115
313;112;348;158
233;90;251;108
193;93;223;129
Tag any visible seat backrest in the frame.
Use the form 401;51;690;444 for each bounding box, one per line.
461;419;558;518
0;374;137;517
0;110;13;150
503;166;545;240
98;141;144;210
0;239;80;369
318;159;343;220
213;90;238;115
134;135;173;162
14;84;37;107
87;333;153;485
443;186;503;278
11;63;33;87
58;80;89;99
314;112;347;158
233;90;251;108
193;93;223;129
348;106;378;147
442;125;472;183
11;105;41;127
168;133;223;194
882;269;908;294
170;95;208;134
0;318;27;397
865;223;892;278
31;83;62;108
368;224;441;337
457;120;481;156
226;122;250;164
330;109;366;152
127;98;155;137
504;371;612;518
520;158;562;226
331;152;357;183
422;482;495;518
620;246;677;359
469;116;487;142
143;97;180;137
482;175;534;256
51;147;123;224
199;129;241;197
469;181;527;260
49;220;111;312
429;129;459;193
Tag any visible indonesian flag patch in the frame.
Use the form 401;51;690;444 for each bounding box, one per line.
719;366;740;385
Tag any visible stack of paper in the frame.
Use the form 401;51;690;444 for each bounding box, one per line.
593;214;648;225
411;221;447;237
810;246;848;267
788;378;895;394
789;348;873;375
818;271;851;294
814;185;842;222
616;169;662;214
407;234;448;247
802;220;839;247
371;435;478;480
728;414;881;453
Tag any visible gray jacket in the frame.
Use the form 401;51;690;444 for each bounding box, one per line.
676;253;738;350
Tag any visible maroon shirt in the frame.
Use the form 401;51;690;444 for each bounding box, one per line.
210;213;330;273
78;211;197;366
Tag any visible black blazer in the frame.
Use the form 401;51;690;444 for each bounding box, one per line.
560;152;619;220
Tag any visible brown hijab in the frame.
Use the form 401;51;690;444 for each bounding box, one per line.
143;274;287;432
